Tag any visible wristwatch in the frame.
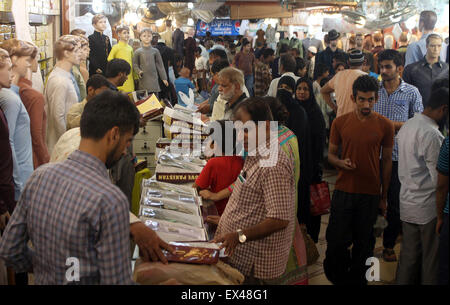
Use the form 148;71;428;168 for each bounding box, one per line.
237;229;247;243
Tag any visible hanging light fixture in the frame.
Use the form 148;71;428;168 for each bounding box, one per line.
92;0;103;13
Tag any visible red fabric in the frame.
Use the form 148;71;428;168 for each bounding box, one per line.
18;77;49;168
195;156;243;215
310;181;331;216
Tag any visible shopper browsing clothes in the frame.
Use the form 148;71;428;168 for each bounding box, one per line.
0;90;162;284
324;75;394;285
213;98;296;284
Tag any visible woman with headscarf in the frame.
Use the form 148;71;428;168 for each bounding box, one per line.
295;77;327;243
276;76;314;237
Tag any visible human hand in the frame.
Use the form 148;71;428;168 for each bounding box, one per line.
130;222;175;264
96;68;103;74
162;80;169;87
0;211;10;231
339;158;356;170
205;215;221;225
196;102;210;114
212;232;239;256
199;189;215;201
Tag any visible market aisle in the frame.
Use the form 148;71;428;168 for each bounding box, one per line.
307;169;402;285
28;169;401;286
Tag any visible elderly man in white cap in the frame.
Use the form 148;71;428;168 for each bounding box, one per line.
307;46;317;79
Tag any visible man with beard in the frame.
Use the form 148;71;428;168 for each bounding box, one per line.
0;90;141;284
211;67;247;121
314;29;347;79
324;75;394;285
396;87;448;284
373;49;423;263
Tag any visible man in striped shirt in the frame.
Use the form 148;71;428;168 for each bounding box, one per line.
0;91;139;284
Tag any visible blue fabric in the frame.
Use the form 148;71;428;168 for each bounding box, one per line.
437;137;449;214
70;72;81;102
10;84;20;95
174;77;195;107
244;74;254;97
0;88;33;200
368;71;379;80
404;33;448;67
373;79;423;161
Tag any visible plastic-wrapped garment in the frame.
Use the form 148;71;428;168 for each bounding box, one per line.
133;259;244;285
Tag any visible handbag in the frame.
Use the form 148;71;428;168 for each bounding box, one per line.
310;181;331;216
300;225;320;267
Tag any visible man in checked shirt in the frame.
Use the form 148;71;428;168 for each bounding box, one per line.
213;97;296;284
0;91;143;284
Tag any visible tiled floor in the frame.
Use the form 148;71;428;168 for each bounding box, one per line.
308;169;401;285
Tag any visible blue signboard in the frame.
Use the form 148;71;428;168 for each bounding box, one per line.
196;19;242;36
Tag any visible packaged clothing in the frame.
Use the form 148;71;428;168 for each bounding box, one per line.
140;206;204;228
195;156;244;215
141;217;207;242
174;77;195;107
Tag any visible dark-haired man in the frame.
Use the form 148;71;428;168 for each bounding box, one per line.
314;29;347;79
105;58;131;91
66;74;110;130
0;91;140;284
324;75;394;285
233;40;255;97
321;49;366;117
396;87;448;284
405;10;447;66
209;48;228;66
267;54;299;97
373;49;423;262
254;48;274;97
194;46;208;92
403;34;449;107
214;97;296;284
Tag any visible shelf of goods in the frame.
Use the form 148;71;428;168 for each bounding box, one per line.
0;0;59;79
133;119;164;175
131;107;246;285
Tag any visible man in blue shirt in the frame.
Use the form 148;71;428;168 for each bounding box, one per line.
436;137;449;285
373;49;423;262
404;10;447;66
175;67;195;107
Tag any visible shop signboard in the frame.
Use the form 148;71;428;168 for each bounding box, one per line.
196;19;242;36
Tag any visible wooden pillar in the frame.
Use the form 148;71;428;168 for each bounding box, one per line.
61;0;70;35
